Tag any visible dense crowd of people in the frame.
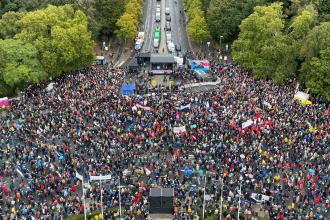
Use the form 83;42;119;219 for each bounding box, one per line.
0;56;329;220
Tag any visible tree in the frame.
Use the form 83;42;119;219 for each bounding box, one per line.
15;5;95;78
92;0;126;39
318;0;330;21
187;13;211;42
116;12;138;40
299;22;330;97
0;11;25;39
207;0;270;43
0;39;46;95
232;2;297;83
304;48;330;99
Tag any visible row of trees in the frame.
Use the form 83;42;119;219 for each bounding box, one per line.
0;0;131;40
184;0;211;43
232;2;330;98
205;0;330;43
0;5;95;96
116;0;144;40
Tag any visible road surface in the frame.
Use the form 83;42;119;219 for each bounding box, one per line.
141;0;190;54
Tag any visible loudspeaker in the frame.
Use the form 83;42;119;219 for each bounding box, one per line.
149;188;174;214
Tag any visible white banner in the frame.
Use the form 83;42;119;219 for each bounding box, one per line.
176;104;191;110
180;77;221;89
136;104;152;111
242;119;253;129
76;171;83;181
173;126;186;133
89;175;112;181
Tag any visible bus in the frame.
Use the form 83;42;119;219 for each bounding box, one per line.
154;27;161;40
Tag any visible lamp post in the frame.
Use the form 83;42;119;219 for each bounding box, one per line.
237;176;243;220
219;177;224;220
219;35;224;52
202;175;207;219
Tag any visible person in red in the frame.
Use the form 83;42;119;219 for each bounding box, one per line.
71;184;77;192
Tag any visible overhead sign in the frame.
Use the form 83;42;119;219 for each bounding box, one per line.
90;175;112;181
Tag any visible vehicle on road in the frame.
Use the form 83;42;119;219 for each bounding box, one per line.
153;39;159;48
175;44;181;51
134;32;145;51
167;41;175;53
165;7;170;15
166;32;172;42
156;12;161;22
166;15;171;21
156;8;160;13
154;27;161;41
165;22;171;31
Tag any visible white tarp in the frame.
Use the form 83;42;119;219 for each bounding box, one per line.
294;91;309;101
174;56;184;66
173;126;186;133
242;119;253;129
89;175;112;181
46;83;55;92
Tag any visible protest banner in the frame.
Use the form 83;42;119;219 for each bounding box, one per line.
176;104;191;110
173;126;186;133
242;119;253;129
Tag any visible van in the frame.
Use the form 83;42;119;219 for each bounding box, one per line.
165;7;170;15
155;13;161;22
166;32;172;42
153;39;159;48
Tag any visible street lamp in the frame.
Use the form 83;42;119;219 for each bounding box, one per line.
202;175;207;219
237;176;243;220
219;35;224;52
219;177;224;220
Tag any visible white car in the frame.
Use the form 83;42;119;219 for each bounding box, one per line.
155;12;161;22
156;8;161;13
167;41;175;53
165;7;170;15
153;39;159;48
166;32;172;42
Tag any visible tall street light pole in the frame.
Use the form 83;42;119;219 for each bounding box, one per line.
219;177;224;220
237;176;243;220
202;175;207;219
219;35;224;52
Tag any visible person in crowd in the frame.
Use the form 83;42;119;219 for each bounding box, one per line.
0;59;328;220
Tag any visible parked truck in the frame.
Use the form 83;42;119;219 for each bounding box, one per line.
134;32;145;51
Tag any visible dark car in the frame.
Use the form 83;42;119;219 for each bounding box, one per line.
166;15;171;21
165;22;171;31
175;44;181;51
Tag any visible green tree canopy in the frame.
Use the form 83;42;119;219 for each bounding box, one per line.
232;2;297;83
116;12;138;40
92;0;126;39
0;39;46;95
299;22;330;98
0;11;25;39
304;48;330;99
187;13;211;42
15;4;95;78
207;0;271;43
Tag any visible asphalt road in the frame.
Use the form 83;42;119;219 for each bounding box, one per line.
141;0;157;52
141;0;190;54
167;0;190;53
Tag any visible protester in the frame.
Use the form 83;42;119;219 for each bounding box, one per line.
0;59;329;220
